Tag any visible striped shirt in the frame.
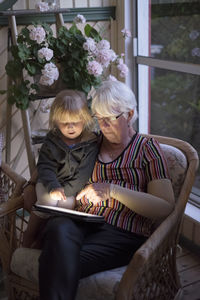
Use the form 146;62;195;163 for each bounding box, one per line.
77;133;170;237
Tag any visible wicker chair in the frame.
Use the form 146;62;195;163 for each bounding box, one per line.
0;134;199;300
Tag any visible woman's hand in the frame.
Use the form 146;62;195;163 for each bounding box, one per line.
76;183;110;205
50;188;66;201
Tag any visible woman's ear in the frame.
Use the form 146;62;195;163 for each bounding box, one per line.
127;110;134;122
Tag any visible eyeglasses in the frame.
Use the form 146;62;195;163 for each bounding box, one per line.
92;113;123;124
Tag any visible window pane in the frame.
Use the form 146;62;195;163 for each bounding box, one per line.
138;0;200;64
150;67;200;191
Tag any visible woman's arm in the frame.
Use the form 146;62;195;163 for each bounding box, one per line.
76;178;175;220
110;178;175;220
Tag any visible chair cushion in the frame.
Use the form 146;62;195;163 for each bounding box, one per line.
11;247;126;300
160;144;187;200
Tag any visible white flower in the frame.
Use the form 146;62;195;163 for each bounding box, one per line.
121;28;132;38
38;48;54;61
87;61;103;76
83;38;96;54
96;49;117;67
29;26;46;44
39;62;59;86
116;57;124;65
97;39;110;50
35;2;49;12
117;63;129;78
107;75;117;81
74;14;86;24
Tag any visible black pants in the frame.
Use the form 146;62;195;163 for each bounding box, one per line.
39;217;146;300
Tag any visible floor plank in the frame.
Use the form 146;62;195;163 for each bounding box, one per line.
176;253;200;272
176;281;200;300
178;265;200;287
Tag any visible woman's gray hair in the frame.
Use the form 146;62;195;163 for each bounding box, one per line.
91;80;138;125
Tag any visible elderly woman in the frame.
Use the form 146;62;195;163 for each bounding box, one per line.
39;80;175;300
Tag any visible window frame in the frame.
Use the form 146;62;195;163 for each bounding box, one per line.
133;0;200;206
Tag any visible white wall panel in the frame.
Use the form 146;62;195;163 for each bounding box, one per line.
89;0;102;7
60;0;73;8
74;0;88;7
13;0;27;10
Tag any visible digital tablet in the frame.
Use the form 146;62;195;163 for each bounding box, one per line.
33;204;105;223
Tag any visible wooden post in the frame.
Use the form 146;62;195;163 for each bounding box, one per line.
21;110;36;174
5;16;18;166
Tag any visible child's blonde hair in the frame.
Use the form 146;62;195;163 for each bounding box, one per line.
49;89;93;130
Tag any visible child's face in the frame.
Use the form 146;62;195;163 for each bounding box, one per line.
56;118;85;141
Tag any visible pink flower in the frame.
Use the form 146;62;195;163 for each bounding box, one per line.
121;28;132;38
74;14;86;24
29;26;46;44
97;39;110;50
38;48;53;61
39;62;59;86
87;61;103;76
83;38;96;54
96;49;117;67
35;2;49;12
117;63;129;78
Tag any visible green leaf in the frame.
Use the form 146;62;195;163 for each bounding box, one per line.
18;43;31;61
16;95;29;110
84;24;102;42
11;45;20;59
5;60;23;78
26;63;37;76
69;24;82;36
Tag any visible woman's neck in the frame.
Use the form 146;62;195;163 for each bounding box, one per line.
99;129;136;162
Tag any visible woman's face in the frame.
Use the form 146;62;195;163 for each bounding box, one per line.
95;112;131;143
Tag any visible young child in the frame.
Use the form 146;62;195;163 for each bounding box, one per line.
23;89;99;248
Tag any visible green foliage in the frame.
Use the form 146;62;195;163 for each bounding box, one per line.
150;9;200;171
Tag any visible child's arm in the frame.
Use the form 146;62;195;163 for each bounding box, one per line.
23;212;48;248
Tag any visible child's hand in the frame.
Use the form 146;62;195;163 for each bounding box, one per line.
50;188;67;201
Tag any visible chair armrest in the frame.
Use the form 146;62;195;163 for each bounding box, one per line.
1;161;27;197
0;195;24;217
116;209;180;300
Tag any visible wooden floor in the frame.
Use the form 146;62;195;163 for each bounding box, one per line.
176;246;200;300
0;245;200;300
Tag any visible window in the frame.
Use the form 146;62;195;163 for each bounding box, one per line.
136;0;200;205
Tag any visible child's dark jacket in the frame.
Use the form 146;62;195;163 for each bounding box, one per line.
37;129;99;196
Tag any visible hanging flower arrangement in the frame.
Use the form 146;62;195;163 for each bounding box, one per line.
2;14;130;110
